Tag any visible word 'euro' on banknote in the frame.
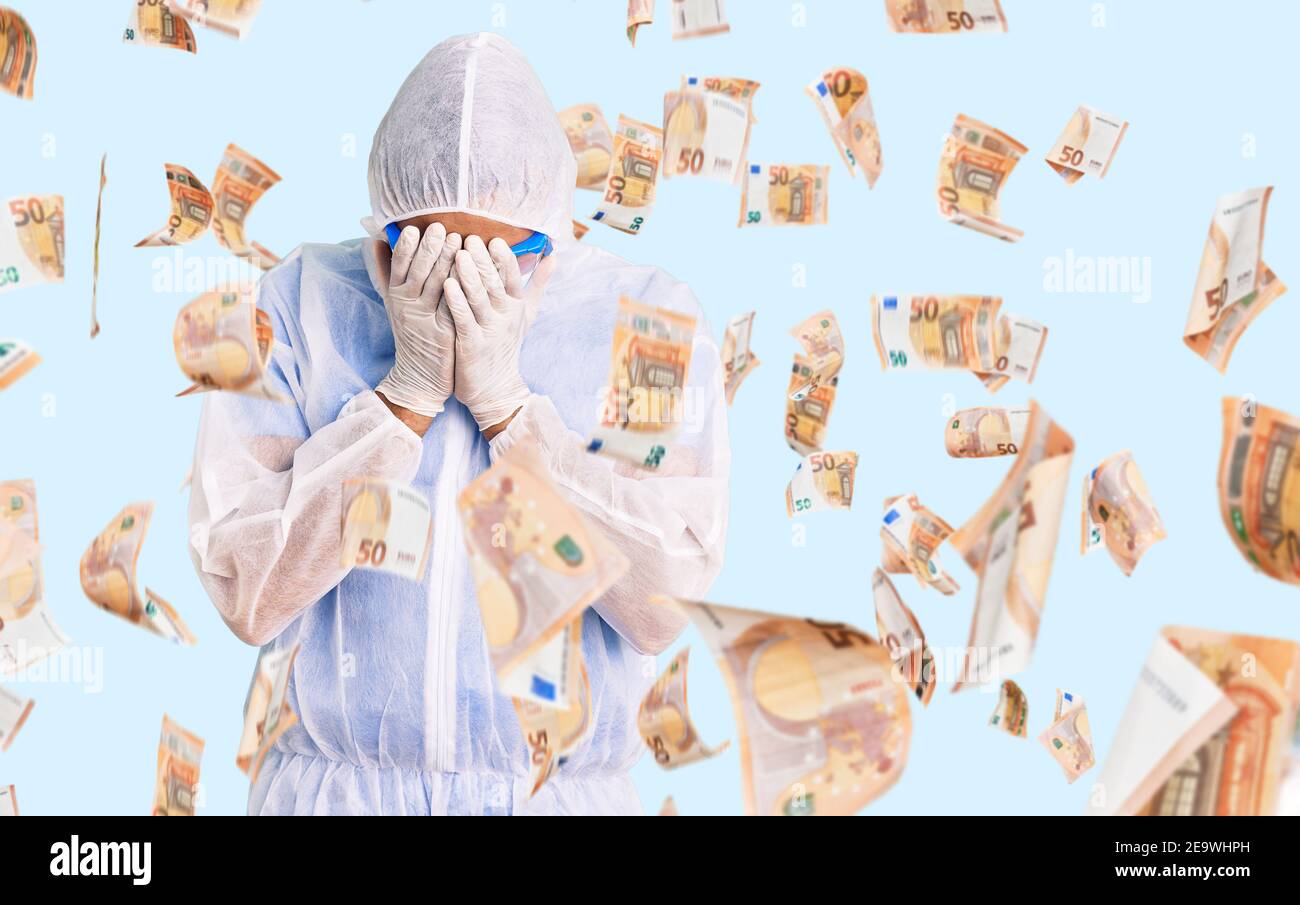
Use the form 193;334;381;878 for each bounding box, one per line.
937;114;1025;241
1218;397;1300;584
80;502;197;645
787;451;856;516
123;0;197;52
663;596;911;815
0;7;36;99
663;75;758;185
988;679;1027;737
173;286;289;403
0;479;71;675
137;145;281;269
0;339;39;390
785;357;836;457
872;294;1046;391
1045;106;1127;184
1087;626;1300;815
1038;688;1095;783
154;714;203;816
885;0;1007;33
559;104;613;191
1184;187;1286;372
587;295;697;470
739;164;829;227
592;116;663;234
167;0;261;40
236;644;300;783
1;194;64;295
950;402;1073;690
340;479;433;581
945;406;1029;458
639;647;730;768
807;67;882;187
1081;450;1166;576
458;437;628;682
881;494;959;595
721;311;760;405
872;569;935;706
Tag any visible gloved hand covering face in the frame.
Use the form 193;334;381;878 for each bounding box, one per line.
364;32;577;251
374;223;461;417
443;235;557;430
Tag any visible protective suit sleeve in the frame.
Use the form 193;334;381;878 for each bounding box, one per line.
188;326;423;647
488;316;730;656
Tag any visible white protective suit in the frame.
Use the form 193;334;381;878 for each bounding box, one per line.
187;32;730;815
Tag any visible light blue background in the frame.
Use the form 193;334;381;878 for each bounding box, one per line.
3;0;1299;816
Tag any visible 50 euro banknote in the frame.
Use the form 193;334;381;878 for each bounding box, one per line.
558;103;613;190
872;294;1046;391
937;114;1025;241
807;67;881;187
340;479;433;581
1;195;64;295
0;339;40;391
663;76;759;184
739;164;829;227
1046;106;1127;184
0;479;71;676
638;647;730;768
173;286;289;402
885;0;1007;33
592;116;663;234
786;451;856;516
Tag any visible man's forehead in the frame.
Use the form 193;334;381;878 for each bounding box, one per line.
396;212;531;245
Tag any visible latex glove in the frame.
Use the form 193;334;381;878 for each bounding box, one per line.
375;224;462;418
443;235;557;431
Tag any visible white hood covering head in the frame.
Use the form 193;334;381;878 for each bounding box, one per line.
363;32;577;248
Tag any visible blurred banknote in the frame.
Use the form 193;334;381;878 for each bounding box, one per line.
0;7;36;99
639;647;730;768
1039;689;1094;783
0;339;39;390
459;437;628;681
988;679;1027;737
881;493;959;595
572;220;589;241
807;67;882;187
626;0;654;45
788;310;843;401
0;784;16;816
664;597;910;815
167;0;261;39
340;478;432;581
950;402;1073;689
0;479;71;676
1183;188;1286;372
872;294;1046;391
0;684;33;752
1218;397;1300;584
785;356;836;456
872;569;935;706
236;644;300;783
1087;626;1300;816
786;451;856;516
173;286;288;402
663;75;758;184
1046;106;1127;184
659;795;677;815
123;0;197;52
885;0;1007;33
210;144;281;269
721;311;760;405
91;153;107;337
1;195;65;294
136;164;213;247
937;114;1025;241
671;0;729;40
513;661;594;799
1082;450;1165;576
588;295;697;470
559;104;613;190
153;715;204;816
500;616;583;710
739;164;829;227
80;502;197;645
592;116;663;234
945;406;1029;458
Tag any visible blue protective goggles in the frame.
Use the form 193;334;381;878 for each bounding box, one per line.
385;224;553;276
